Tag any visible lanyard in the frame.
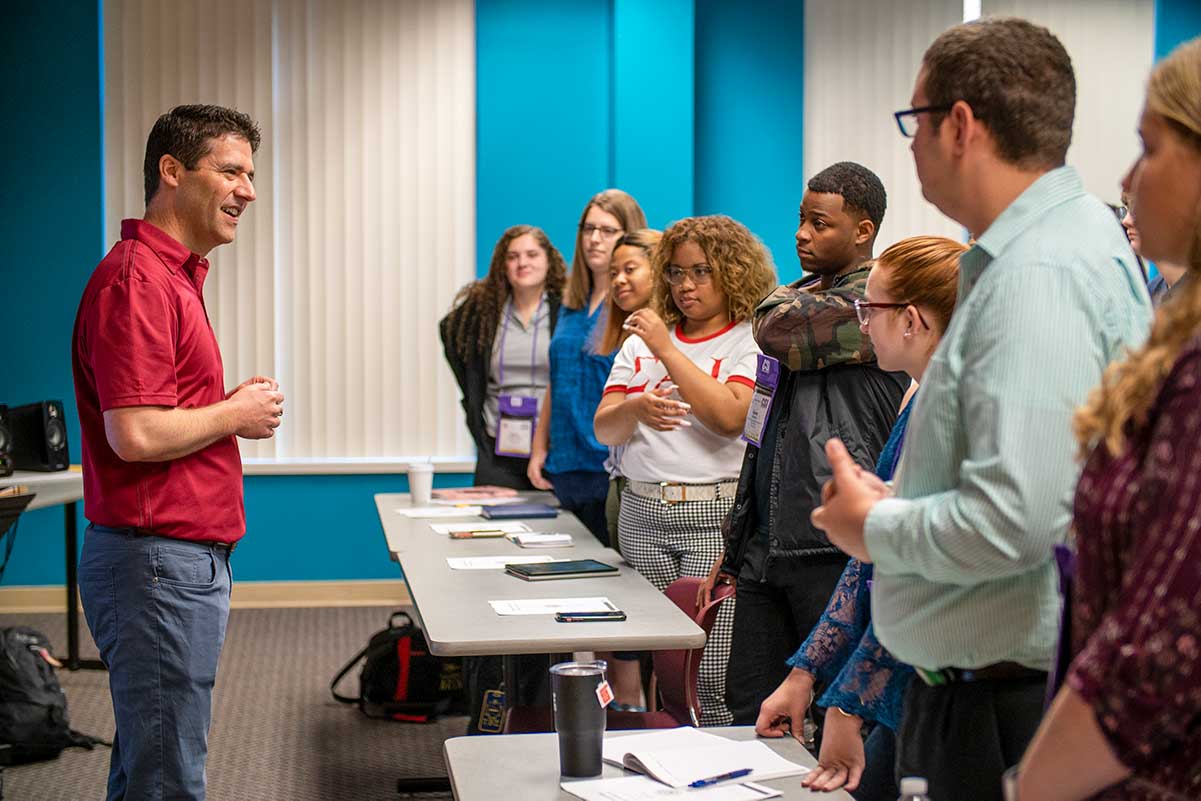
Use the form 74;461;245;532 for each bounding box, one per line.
496;295;545;389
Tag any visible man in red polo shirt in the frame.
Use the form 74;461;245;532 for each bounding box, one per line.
72;105;283;801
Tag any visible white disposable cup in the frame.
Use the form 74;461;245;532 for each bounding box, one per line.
407;463;435;506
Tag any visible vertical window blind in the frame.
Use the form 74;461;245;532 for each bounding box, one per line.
980;0;1154;205
803;0;965;248
804;0;1153;247
103;0;476;468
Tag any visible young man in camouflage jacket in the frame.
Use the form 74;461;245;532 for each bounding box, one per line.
703;162;908;725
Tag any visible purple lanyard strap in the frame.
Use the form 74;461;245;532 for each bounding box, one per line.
496;295;544;390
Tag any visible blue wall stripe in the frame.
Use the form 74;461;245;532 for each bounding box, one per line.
612;0;696;229
695;0;805;284
475;0;613;278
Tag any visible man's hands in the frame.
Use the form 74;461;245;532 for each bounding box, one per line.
228;378;284;440
632;385;691;431
228;374;278;397
802;708;866;793
810;439;890;562
755;668;815;740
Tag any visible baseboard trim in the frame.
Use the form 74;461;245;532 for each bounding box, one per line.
0;579;412;614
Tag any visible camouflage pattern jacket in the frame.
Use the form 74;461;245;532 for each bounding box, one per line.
721;264;908;574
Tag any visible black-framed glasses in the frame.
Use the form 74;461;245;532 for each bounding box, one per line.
893;105;953;138
854;298;930;329
664;265;714;286
580;223;623;239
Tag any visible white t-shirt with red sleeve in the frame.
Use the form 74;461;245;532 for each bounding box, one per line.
603;320;759;484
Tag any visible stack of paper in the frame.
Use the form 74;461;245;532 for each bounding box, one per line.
507;531;573;548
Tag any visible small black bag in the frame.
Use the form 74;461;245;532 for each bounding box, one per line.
330;611;464;722
0;627;107;766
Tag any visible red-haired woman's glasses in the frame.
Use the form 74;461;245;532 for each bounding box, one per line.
854;298;929;329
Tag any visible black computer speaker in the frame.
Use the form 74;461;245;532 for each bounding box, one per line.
9;400;69;472
0;405;12;478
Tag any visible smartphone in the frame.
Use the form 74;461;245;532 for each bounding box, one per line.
555;610;627;623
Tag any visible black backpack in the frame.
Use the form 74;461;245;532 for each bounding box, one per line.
0;628;107;766
330;611;464;722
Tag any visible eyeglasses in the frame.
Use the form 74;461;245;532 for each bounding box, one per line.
854;298;930;329
664;265;714;286
580;223;623;239
893;105;953;138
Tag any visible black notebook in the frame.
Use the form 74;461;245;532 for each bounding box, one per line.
504;559;619;581
481;503;559;520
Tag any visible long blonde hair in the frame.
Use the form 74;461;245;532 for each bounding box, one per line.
1074;36;1201;457
564;189;647;310
650;216;778;329
595;229;662;354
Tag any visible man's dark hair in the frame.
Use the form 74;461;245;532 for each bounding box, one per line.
807;161;887;233
143;104;262;205
922;17;1075;170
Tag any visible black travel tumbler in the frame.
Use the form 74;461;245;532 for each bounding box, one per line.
550;661;608;777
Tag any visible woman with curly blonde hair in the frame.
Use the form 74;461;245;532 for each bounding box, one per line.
1014;36;1201;801
594;215;776;724
439;224;567;489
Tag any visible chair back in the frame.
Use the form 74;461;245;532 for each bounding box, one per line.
653;577;735;726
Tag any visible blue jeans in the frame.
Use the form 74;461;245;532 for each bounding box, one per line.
79;524;233;801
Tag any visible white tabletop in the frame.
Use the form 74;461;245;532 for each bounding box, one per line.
375;492;705;657
0;468;84;511
443;726;852;801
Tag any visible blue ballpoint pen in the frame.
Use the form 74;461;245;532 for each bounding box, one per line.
688;768;752;788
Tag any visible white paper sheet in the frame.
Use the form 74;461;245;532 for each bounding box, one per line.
488;597;618;616
446;555;565;570
396;506;482;518
560;775;781;801
602;729;809;789
430;521;531;535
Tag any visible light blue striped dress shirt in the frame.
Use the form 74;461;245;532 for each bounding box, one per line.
865;166;1152;672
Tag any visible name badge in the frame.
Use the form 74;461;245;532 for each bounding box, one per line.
496;394;538;457
741;355;780;447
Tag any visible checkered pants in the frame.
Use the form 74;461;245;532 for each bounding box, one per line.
617;486;735;726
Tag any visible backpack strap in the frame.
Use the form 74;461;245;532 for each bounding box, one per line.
330;641;372;705
329;611;415;705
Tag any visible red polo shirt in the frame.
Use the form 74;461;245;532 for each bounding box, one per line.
72;219;245;543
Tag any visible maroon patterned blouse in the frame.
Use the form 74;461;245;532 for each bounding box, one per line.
1067;340;1201;801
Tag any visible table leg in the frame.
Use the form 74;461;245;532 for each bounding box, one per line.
63;502;104;671
502;654;519;714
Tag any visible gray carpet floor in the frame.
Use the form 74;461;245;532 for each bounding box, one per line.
0;606;464;801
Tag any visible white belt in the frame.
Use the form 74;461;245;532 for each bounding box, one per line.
625;479;739;504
